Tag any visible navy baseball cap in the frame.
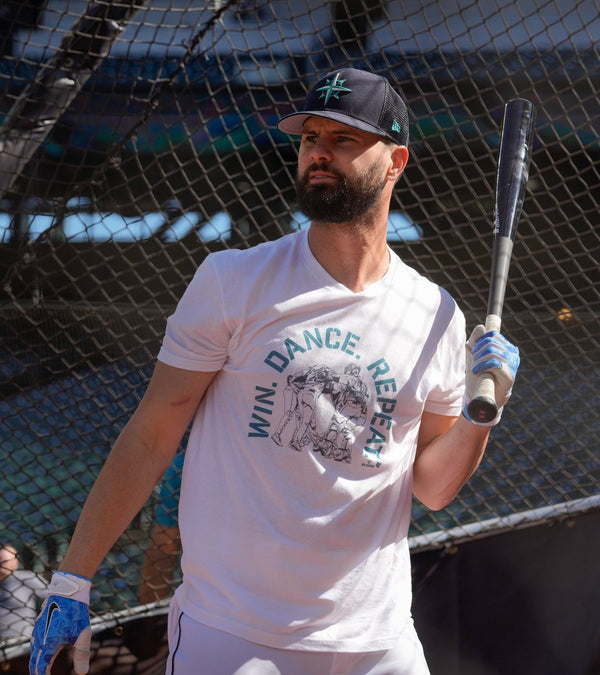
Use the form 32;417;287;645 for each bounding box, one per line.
277;68;409;146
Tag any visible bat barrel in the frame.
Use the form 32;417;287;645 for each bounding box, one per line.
494;98;535;242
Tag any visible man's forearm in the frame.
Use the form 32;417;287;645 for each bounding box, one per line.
412;414;490;511
59;421;175;578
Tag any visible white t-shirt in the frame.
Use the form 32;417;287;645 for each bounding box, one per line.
158;230;466;652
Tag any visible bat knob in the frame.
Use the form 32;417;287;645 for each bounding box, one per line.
466;396;498;424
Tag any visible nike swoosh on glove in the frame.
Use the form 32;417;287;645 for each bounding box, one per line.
463;325;520;427
30;571;92;675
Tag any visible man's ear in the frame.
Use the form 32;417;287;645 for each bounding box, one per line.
388;145;409;181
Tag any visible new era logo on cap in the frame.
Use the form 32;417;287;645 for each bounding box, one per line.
277;67;409;146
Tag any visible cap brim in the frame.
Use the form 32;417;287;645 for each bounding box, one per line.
277;111;390;140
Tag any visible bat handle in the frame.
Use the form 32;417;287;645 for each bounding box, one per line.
466;314;502;424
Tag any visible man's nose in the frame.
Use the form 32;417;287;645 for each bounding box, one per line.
310;138;334;163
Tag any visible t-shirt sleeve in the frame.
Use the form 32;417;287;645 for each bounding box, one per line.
157;254;233;372
423;292;466;417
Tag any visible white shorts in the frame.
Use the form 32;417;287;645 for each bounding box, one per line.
166;597;430;675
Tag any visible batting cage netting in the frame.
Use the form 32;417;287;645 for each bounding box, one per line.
1;0;599;671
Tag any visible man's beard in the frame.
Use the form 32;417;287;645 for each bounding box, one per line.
295;161;387;225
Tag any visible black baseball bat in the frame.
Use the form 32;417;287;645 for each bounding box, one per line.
466;98;535;423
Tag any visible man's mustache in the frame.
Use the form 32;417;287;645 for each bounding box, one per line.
298;162;343;187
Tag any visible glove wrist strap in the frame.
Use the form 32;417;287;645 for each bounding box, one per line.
49;571;92;605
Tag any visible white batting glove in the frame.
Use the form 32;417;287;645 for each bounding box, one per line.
29;571;92;675
463;324;520;427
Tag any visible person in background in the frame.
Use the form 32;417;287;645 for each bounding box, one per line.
138;453;183;604
0;543;46;640
30;67;519;674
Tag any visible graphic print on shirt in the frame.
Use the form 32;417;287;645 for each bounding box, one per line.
270;364;369;463
246;326;400;468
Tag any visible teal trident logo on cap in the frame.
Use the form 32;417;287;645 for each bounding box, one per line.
316;73;352;105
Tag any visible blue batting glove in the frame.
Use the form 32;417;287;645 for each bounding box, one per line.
30;571;92;675
463;325;520;427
